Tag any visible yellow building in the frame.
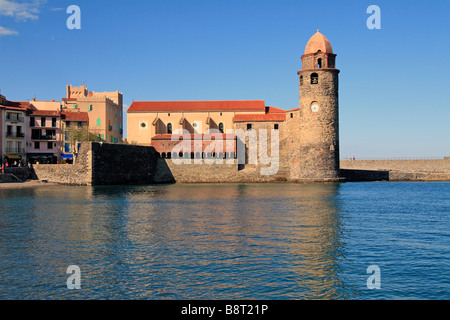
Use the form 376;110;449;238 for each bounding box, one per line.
126;100;281;146
62;85;123;143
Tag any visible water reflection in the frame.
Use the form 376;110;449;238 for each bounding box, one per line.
0;183;356;299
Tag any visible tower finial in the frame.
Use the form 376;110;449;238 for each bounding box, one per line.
317;29;320;33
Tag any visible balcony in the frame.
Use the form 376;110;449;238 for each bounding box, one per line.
6;132;25;138
30;123;57;128
31;135;57;141
5;148;25;154
6;115;24;123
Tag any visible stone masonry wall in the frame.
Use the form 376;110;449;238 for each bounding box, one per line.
91;142;165;185
340;159;450;173
154;159;288;183
340;159;450;181
33;142;92;185
32;142;174;185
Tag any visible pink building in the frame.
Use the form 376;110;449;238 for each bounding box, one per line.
26;109;61;164
1;99;28;166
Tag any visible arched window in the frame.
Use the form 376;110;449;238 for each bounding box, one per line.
311;73;319;84
219;123;224;133
300;75;303;86
167;123;172;134
161;152;166;158
317;58;322;68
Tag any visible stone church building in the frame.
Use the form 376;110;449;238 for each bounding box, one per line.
127;31;340;182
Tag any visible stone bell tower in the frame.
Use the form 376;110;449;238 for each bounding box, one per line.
295;30;340;181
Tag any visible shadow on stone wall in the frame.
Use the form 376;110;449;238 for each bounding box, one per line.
340;169;390;181
0;168;33;183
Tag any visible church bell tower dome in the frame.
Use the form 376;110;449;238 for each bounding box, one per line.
304;30;333;55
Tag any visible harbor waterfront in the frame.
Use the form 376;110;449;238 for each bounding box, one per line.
0;182;448;300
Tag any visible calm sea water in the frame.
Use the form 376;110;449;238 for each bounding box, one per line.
0;182;448;300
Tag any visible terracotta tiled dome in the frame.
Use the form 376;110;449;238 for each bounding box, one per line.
304;30;333;55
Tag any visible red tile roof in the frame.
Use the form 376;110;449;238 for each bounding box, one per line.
128;100;266;113
62;111;89;122
233;113;286;122
0;101;30;111
29;110;60;116
62;98;78;101
266;106;286;113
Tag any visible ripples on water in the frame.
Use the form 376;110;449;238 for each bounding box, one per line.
0;182;448;300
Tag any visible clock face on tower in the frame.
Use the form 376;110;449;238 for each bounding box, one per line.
311;102;319;113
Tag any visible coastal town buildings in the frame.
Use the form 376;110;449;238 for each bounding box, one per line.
26;107;61;164
62;85;123;144
61;110;90;163
0;84;123;165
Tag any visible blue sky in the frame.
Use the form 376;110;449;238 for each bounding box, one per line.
0;0;449;158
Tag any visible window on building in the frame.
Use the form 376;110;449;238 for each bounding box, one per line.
300;75;303;86
47;142;53;150
219;123;224;133
66;121;71;127
167;123;173;134
290;113;294;118
78;122;83;128
16;126;22;137
41;117;46;127
30;117;35;127
73;104;77;109
65;143;71;153
52;118;57;127
247;123;252;130
88;105;93;111
317;58;322;68
274;124;279;130
34;142;40;150
311;73;319;84
220;112;223;116
32;129;42;140
97;118;101;126
101;134;104;141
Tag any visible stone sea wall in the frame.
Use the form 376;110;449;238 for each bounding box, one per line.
32;142;173;185
28;142;450;185
153;158;288;183
340;159;450;173
340;159;450;181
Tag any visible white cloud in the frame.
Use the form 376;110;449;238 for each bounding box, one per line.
0;0;46;37
0;0;46;21
0;25;19;36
